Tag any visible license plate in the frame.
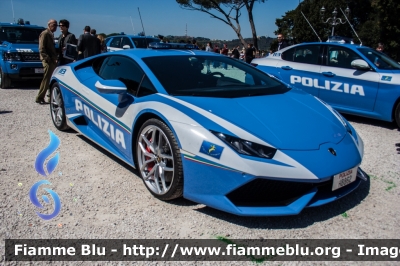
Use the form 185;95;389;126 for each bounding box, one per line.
332;166;358;191
35;68;44;74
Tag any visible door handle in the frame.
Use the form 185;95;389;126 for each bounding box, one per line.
281;66;293;70
322;71;336;77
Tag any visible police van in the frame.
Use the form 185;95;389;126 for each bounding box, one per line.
0;19;45;88
105;34;159;52
251;41;400;127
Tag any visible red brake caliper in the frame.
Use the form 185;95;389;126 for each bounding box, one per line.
145;135;155;172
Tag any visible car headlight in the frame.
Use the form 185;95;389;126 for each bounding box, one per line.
211;131;277;159
3;52;21;61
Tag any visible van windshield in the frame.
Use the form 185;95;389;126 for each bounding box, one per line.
0;26;44;44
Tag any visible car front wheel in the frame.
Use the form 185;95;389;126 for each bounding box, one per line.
0;68;11;89
136;119;183;200
50;82;69;131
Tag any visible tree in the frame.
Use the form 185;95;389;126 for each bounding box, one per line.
370;0;400;60
176;0;266;49
274;0;372;44
273;0;400;60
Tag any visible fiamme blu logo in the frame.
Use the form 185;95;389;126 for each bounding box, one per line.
30;130;62;220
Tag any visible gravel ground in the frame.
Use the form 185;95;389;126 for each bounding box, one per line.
1;82;399;266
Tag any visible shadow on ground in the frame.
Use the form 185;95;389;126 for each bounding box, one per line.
3;80;41;90
0;110;12;114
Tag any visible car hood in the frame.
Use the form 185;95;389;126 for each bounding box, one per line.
1;42;39;52
175;90;347;150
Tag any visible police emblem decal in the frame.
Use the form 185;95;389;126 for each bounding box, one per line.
199;141;224;159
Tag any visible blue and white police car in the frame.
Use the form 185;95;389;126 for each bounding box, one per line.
252;42;400;127
105;34;159;52
48;42;368;216
0;19;45;88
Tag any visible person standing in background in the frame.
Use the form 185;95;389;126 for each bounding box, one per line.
205;42;213;73
97;35;107;53
245;43;255;64
231;45;240;59
57;19;77;65
36;19;58;104
90;29;101;55
277;34;289;50
77;26;98;59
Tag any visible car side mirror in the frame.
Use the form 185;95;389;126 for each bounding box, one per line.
122;45;131;50
95;80;127;94
351;59;370;70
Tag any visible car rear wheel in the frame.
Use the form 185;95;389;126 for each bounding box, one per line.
395;102;400;128
0;68;11;89
50;82;69;131
136;119;183;200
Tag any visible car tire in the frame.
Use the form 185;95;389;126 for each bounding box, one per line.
0;67;11;89
395;102;400;128
50;82;69;131
136;118;183;201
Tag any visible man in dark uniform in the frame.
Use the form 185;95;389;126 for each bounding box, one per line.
77;26;98;59
231;45;240;59
57;19;77;65
36;19;58;104
90;29;101;55
245;43;256;64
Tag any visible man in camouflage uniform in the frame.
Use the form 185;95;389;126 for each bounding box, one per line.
36;19;58;104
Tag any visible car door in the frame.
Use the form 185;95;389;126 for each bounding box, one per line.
82;55;156;161
121;37;133;49
318;45;379;112
276;44;322;97
107;37;122;52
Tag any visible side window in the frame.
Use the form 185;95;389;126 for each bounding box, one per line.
109;37;121;48
282;47;295;62
137;75;157;97
293;45;320;64
327;46;361;69
98;55;145;95
131;38;140;48
121;37;133;48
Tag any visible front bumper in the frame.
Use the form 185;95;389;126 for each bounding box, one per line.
3;61;44;80
182;154;368;216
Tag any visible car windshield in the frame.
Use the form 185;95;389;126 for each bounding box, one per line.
142;55;290;98
0;26;43;44
131;37;159;48
357;47;400;70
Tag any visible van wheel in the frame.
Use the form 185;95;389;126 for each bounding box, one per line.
0;68;11;89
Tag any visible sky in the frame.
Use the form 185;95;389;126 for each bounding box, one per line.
0;0;300;40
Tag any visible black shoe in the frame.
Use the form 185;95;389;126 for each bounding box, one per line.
35;99;47;104
397;148;400;152
396;143;400;147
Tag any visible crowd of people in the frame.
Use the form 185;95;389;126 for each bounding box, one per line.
36;19;107;104
35;18;387;105
35;18;292;104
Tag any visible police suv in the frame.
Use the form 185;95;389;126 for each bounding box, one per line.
252;41;400;127
0;19;45;89
105;34;159;52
